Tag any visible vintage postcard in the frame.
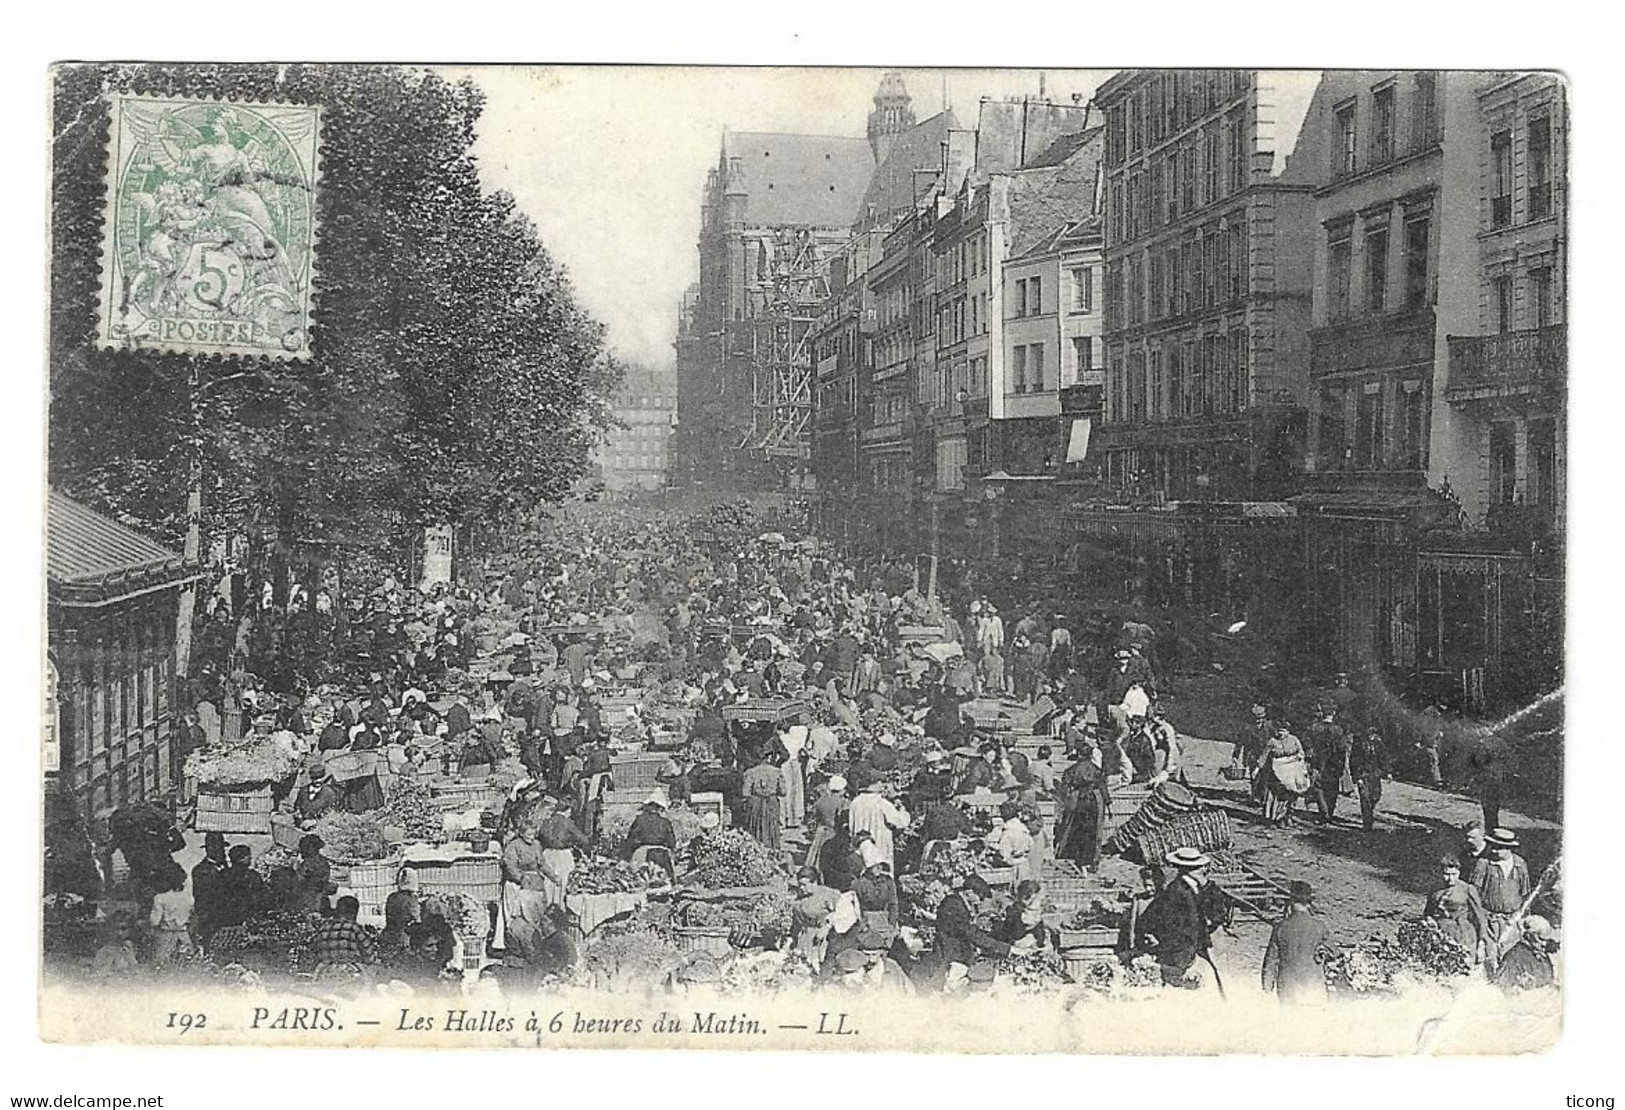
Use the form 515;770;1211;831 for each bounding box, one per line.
41;64;1565;1053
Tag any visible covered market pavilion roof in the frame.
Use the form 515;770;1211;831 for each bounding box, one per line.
47;490;203;607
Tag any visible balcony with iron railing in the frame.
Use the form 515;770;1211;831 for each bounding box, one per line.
1446;324;1566;400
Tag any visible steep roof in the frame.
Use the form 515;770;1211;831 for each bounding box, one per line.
722;131;875;228
854;109;958;230
48;490;200;607
1005;127;1104;257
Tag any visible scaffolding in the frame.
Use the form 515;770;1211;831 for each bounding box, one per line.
742;227;828;462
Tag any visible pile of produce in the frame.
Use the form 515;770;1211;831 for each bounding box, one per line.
487;758;529;794
994;949;1073;993
598;803;708;857
185;739;300;788
207;911;328;974
1323;920;1474;994
717;949;815;994
250;846;301;878
580;919;688;990
1070;953;1165;995
566;857;669;895
685;828;781;887
1061;900;1127;931
672;891;792;947
898;841;1001;915
309;812;390;864
379;776;447;843
432;892;491;939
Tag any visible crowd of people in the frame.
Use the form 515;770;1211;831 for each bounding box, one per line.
46;498;1557;1000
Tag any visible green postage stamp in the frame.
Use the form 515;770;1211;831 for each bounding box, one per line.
96;93;321;359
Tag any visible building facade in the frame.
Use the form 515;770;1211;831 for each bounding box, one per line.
596;365;678;491
1094;69;1314;502
47;491;202;821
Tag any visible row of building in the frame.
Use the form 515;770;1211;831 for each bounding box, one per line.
673;68;1564;709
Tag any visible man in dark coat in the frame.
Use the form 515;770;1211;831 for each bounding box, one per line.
620;795;677;873
190;832;231;946
1261;881;1331;1004
932;875;1011;976
1307;713;1349;824
1139;848;1225;988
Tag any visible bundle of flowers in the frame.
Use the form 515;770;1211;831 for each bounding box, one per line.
686;828;781;888
898;841;998;916
309;812;390;864
185;739;301;788
567;857;668;895
1061;900;1127;931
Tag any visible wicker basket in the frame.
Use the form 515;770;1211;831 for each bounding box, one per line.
457;928;491;971
413;856;503;906
1127;809;1234;864
345;858;402;922
1061;951;1117;983
609;754;668;793
194;786;273;834
670;925;734;958
270;812;305;851
431;780;503;813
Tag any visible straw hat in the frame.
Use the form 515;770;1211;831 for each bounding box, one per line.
1165;847;1212;870
1487;827;1521;849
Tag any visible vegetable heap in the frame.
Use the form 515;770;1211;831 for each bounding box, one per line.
685;828;781;888
309;812;391;863
994;949;1073;993
1323;920;1473;994
566;857;669;895
432;891;491;939
674;891;792;947
208;911;331;974
379;776;448;843
185;739;301;788
898;842;997;916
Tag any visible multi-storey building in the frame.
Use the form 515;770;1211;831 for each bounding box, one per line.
595;365;678;491
1094;69;1314;502
810;231;881;497
1422;72;1567;707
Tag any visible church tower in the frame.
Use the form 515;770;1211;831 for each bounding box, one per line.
866;71;916;163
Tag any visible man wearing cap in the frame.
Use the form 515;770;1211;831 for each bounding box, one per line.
1261;881;1332;1004
1470;828;1532;958
1139;847;1224;988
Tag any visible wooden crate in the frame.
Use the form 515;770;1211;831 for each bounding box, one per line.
609;753;668;793
1061;951;1117;982
194;786;273;835
430;780;503;813
1100;786;1154;844
976;866;1018;888
1056;924;1121;950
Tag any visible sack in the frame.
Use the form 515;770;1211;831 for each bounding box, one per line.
1271;753;1311;795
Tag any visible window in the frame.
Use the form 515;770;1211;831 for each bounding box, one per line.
1150;162;1165;229
1371;85;1395;164
1493;274;1513;333
1073;336;1094;377
1412;72;1438;151
1029;343;1046;390
1165;246;1182;317
1365;224;1389;314
1403;213;1430;310
1355;384;1385;469
1191;238;1205;313
1230;222;1246;301
1398;381;1425;470
1489;423;1517;504
1530;266;1554;328
1071;266;1093;313
1335;101;1357;178
1150;349;1164;420
1318;388;1347;470
1204;126;1219;201
1528;418;1558;510
1149;252;1165;320
1228;110;1247;193
1230;330;1248;412
1166;154;1181;221
1168;345;1183;417
1181;143;1198;211
1491;131;1513;227
1528;116;1553;220
1030;276;1043;315
1013;344;1027;392
1015;279;1028;317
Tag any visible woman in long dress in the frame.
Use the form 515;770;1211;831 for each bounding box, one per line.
743;753;787;849
1257;725;1307;826
1423;856;1490;964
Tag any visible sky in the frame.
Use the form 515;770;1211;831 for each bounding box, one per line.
453;67;1316;373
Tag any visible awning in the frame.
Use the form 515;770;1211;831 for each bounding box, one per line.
1066;417;1092;463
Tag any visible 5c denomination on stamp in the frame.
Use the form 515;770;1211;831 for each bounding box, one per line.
97;93;320;359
